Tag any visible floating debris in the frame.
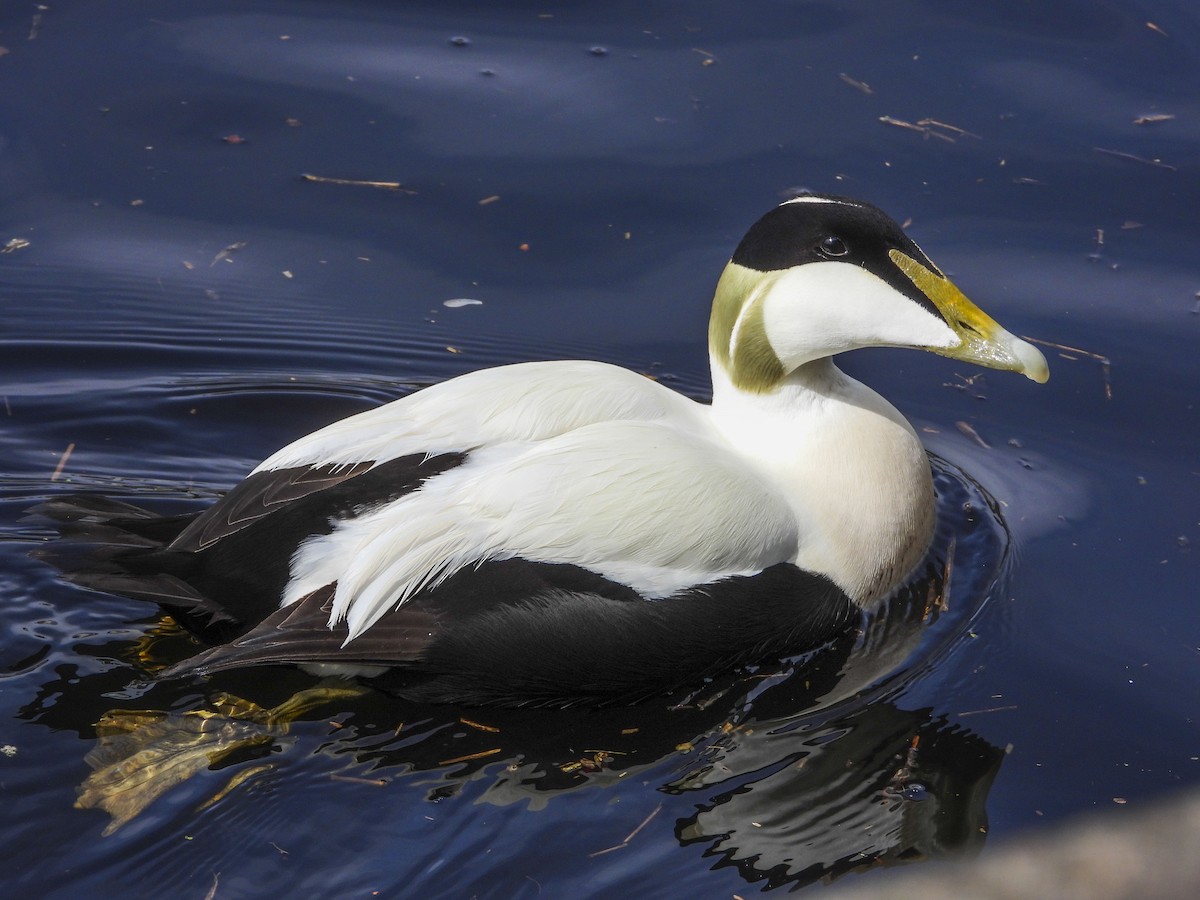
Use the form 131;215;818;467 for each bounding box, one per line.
559;749;616;774
458;716;499;732
924;536;956;622
329;774;389;786
449;36;470;47
878;116;975;143
589;803;662;857
940;536;955;614
210;241;246;267
943;372;988;399
443;298;483;308
880;115;924;134
918;118;980;139
1023;336;1112;400
438;747;502;766
300;173;415;192
51;443;76;481
956;704;1018;717
1133;113;1175;125
955;421;990;449
2;237;30;253
1093;147;1177;171
838;72;873;94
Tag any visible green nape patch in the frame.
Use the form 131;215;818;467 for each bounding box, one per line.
708;262;785;393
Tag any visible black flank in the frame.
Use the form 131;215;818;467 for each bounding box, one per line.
165;558;856;708
401;562;855;707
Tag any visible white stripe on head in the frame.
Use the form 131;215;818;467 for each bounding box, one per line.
781;195;865;208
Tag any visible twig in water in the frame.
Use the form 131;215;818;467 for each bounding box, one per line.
838;73;873;94
1022;336;1112;400
437;747;502;766
51;443;75;481
1093;147;1176;171
588;803;663;857
957;705;1018;717
301;173;416;193
955;421;990;449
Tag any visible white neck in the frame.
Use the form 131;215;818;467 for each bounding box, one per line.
708;356;935;605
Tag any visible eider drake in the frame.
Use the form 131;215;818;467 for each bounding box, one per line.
38;194;1048;707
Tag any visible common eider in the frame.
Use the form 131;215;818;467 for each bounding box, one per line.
39;194;1048;706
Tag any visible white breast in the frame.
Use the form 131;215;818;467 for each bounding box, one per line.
709;358;935;605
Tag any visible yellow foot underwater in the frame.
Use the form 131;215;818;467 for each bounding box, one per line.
76;680;367;835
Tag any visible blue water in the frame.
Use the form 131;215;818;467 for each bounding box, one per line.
2;1;1198;896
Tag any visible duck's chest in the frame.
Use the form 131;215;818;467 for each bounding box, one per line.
710;374;936;605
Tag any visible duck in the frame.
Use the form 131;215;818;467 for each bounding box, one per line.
40;194;1048;707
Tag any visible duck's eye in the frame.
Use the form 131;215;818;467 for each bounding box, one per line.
818;235;849;258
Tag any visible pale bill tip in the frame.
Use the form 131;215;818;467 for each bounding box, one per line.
1012;335;1050;384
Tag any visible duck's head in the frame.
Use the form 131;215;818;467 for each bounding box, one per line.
709;194;1049;392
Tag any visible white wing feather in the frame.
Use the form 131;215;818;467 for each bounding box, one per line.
283;420;801;643
254;360;695;473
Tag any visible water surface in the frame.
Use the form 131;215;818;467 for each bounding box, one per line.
2;1;1198;896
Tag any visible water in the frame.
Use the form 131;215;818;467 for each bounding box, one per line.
2;1;1198;896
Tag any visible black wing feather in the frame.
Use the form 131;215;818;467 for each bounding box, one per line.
160;584;439;676
170;460;375;551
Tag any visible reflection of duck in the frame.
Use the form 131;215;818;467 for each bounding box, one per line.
674;707;1005;890
37;194;1047;706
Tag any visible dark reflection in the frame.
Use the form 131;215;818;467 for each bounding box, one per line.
19;457;1008;889
673;709;1003;890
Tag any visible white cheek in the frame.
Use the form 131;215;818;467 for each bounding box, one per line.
761;262;957;367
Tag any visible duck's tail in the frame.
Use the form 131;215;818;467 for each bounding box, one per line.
27;495;237;627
